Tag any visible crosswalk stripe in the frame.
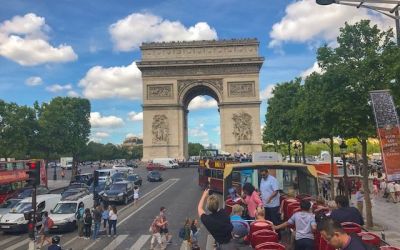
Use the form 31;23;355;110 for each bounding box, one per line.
130;235;151;250
4;238;29;250
104;234;128;250
206;234;215;250
0;236;18;247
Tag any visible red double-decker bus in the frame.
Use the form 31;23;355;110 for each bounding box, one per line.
0;160;47;204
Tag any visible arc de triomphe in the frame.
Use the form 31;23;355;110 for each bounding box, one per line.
137;39;264;160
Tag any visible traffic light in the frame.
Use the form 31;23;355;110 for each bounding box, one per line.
26;161;40;186
93;170;99;187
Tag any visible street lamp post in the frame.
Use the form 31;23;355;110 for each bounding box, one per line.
316;0;400;45
340;140;349;198
294;143;299;163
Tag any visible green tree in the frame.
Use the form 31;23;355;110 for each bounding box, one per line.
317;20;398;228
188;143;205;156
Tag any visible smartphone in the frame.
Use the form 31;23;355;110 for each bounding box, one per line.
208;189;213;196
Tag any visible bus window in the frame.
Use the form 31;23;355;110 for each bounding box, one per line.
276;169;298;194
216;170;223;180
232;171;241;183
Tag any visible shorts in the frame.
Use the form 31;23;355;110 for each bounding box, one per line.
160;228;169;234
42;230;50;237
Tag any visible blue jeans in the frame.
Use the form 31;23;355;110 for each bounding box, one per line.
108;219;117;235
295;238;314;250
93;221;100;239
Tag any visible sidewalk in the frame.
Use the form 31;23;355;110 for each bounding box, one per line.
352;195;400;247
47;179;70;191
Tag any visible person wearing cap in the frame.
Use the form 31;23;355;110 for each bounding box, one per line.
230;204;252;249
47;236;62;250
274;200;316;250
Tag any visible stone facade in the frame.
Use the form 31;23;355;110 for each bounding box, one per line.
137;39;264;160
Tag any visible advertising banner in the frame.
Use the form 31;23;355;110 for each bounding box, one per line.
370;90;400;181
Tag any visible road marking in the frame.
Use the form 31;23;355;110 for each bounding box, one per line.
104;234;128;250
4;238;29;250
118;178;179;226
206;234;214;250
0;236;18;247
130;235;151;250
63;179;179;248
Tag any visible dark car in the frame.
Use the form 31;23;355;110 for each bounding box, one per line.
127;162;138;168
61;188;89;200
101;181;134;205
11;186;50;200
127;174;142;186
89;181;109;204
111;172;128;183
147;171;163;182
70;173;94;186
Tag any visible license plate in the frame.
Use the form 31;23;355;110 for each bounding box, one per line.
1;225;10;228
52;225;58;228
109;198;115;201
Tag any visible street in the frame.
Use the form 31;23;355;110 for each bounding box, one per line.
0;167;207;250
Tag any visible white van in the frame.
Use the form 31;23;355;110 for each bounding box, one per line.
96;169;117;181
153;158;179;169
112;165;133;173
49;193;93;232
0;194;61;232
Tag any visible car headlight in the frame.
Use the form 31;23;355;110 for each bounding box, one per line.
118;193;123;196
16;216;26;224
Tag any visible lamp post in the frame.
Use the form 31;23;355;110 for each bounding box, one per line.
340;140;349;198
316;0;400;45
294;143;299;163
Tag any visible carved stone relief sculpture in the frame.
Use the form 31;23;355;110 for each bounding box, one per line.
228;81;255;97
232;112;253;141
147;84;173;99
152;115;169;144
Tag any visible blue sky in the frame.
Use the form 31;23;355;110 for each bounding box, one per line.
0;0;394;148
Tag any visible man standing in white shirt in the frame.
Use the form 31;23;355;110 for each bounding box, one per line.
259;169;281;229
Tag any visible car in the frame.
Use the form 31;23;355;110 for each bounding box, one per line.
112;165;134;174
11;186;50;200
50;193;93;232
0;198;22;220
66;183;90;190
0;194;61;232
95;169;117;182
70;173;94;186
152;158;179;169
61;188;90;200
127;174;142;186
101;181;134;205
111;172;128;183
127;162;138;168
147;171;163;182
89;181;109;204
146;162;166;171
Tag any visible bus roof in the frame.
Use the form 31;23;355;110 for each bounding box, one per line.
224;162;318;179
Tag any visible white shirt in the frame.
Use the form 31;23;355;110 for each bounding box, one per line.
388;182;395;193
260;175;280;208
134;188;139;199
394;183;400;192
109;210;117;220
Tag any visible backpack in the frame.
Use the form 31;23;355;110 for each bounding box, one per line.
47;217;54;229
178;227;186;239
84;214;92;224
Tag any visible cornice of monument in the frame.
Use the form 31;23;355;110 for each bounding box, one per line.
137;57;264;67
140;38;259;49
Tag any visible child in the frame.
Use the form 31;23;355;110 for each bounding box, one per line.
191;219;200;246
102;205;110;234
83;208;92;239
133;186;140;206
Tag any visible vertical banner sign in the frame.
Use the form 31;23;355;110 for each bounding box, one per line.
370;90;400;181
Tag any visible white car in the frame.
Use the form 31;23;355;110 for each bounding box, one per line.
112;165;134;173
0;194;61;232
50;193;93;232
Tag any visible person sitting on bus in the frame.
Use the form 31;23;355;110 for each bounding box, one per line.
274;200;317;250
198;189;234;249
317;218;368;250
330;195;364;226
240;183;263;221
230;204;250;246
228;187;241;203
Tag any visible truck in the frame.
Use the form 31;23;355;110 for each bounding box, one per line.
60;157;73;170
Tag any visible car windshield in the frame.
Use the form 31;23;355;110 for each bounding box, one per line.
110;183;126;192
128;175;138;181
52;203;77;214
16;189;33;198
150;172;160;177
98;171;109;177
0;199;20;209
10;202;32;213
69;184;86;189
62;190;79;197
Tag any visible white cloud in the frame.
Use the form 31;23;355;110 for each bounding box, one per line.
269;0;393;48
301;62;323;78
128;111;143;121
79;61;142;100
0;13;77;66
126;133;142;138
212;126;221;136
109;13;218;51
25;76;43;86
188;96;218;110
45;84;72;93
260;85;275;100
189;127;208;138
90;112;124;128
94;132;109;138
67;90;80;97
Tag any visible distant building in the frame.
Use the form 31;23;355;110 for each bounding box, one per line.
122;136;143;149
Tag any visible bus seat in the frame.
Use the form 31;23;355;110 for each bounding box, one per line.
251;229;278;248
255;242;285;250
357;232;381;247
284;200;299;221
287;203;300;220
247;221;274;242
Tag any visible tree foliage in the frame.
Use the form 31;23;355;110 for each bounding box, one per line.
188;143;205;156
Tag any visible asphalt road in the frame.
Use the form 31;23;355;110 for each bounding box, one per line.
0;167;208;250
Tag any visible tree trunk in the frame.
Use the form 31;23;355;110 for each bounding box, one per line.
330;137;335;200
301;141;306;164
361;139;373;228
288;141;292;163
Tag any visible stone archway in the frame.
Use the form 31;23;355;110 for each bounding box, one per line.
137;39;264;160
